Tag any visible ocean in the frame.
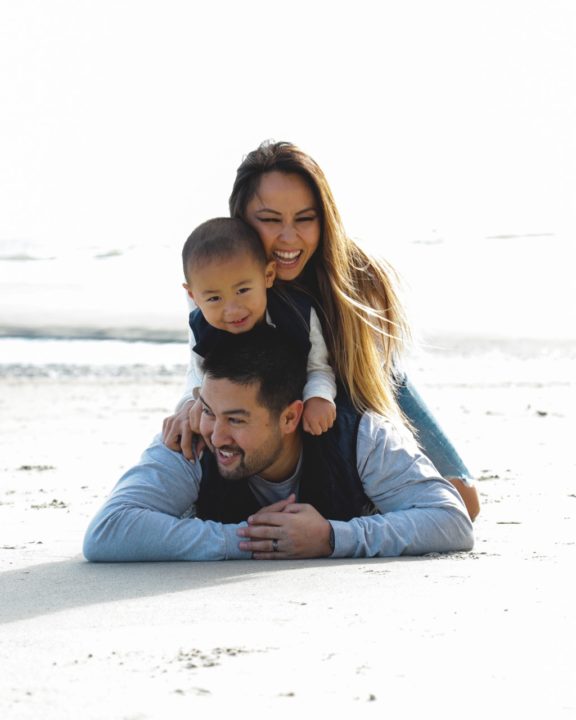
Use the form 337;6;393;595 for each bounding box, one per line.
1;228;574;373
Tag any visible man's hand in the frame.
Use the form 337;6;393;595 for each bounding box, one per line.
237;494;333;559
162;398;205;461
302;397;337;435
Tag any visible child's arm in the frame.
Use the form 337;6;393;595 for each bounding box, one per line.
162;327;204;459
178;327;203;411
302;397;337;435
302;308;338;435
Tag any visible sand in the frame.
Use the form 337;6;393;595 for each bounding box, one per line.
1;339;575;719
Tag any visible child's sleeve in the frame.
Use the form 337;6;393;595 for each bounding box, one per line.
304;307;337;404
175;326;203;412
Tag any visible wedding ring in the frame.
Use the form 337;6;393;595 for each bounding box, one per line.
272;538;279;553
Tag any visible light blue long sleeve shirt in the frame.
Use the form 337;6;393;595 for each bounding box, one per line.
83;413;474;562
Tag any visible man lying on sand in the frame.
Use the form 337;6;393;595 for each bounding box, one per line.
83;327;473;561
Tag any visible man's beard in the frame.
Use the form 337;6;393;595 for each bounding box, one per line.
212;435;284;481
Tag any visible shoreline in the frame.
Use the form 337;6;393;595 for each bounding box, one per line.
0;325;189;343
2;330;576;359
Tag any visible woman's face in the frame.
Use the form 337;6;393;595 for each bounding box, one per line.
244;171;321;282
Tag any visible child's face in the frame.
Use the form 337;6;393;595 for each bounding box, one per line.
184;253;276;334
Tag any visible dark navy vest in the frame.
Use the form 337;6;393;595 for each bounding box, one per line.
195;387;376;523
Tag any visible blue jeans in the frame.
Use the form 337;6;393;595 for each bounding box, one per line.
396;376;472;481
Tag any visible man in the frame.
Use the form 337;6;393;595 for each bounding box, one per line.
83;327;473;561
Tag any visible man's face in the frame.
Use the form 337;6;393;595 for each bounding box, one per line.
199;376;286;481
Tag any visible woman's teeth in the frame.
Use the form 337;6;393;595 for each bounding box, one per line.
274;250;301;263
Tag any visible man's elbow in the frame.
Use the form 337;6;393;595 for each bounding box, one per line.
83;533;100;562
452;510;475;552
459;525;475;552
432;506;474;554
83;528;103;562
83;516;114;562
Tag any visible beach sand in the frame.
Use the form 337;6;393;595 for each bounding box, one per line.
1;339;575;719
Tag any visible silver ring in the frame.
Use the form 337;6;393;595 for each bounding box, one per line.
272;538;279;553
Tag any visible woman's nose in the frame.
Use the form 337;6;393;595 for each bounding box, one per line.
279;223;297;243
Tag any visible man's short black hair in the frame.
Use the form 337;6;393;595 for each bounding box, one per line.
182;217;267;283
201;325;307;416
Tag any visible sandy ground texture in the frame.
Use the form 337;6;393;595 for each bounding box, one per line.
1;339;575;719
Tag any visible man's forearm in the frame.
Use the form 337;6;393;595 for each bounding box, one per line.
83;437;251;562
84;504;249;562
330;505;474;558
354;413;474;557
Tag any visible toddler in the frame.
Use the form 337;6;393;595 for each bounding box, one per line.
167;217;337;457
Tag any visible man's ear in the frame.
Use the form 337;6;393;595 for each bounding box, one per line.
182;282;195;301
279;399;304;435
264;261;276;288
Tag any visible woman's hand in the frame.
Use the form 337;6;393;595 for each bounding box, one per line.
302;397;337;435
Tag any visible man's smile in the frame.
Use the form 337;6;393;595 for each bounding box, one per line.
215;446;243;467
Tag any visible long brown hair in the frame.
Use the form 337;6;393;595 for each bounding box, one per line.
229;140;411;418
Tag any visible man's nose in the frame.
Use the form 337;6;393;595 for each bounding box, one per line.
210;419;231;447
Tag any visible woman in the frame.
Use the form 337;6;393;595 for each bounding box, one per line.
163;140;480;520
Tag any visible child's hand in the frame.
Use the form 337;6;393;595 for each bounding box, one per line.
302;397;337;436
162;398;205;461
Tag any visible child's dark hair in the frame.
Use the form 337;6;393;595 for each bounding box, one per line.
182;217;267;283
201;325;307;417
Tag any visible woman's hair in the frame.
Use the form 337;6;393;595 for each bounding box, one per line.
229;140;411;418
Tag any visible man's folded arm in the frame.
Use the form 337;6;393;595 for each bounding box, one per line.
83;436;250;562
329;413;474;558
84;416;475;562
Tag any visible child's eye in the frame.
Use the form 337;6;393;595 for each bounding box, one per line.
205;295;220;303
257;217;280;223
237;287;252;295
